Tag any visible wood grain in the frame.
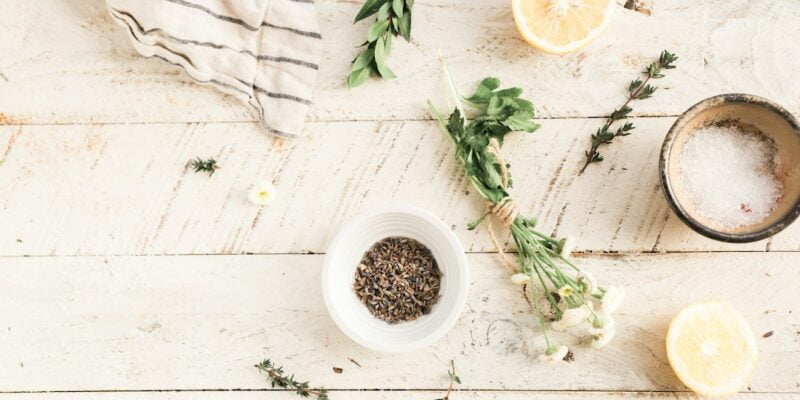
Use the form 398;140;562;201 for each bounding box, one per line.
2;120;799;256
1;253;798;392
0;1;798;124
1;392;797;400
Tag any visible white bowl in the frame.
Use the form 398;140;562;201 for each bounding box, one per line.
322;204;469;353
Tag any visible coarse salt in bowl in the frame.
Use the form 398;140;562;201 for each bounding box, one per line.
322;204;469;353
660;93;800;242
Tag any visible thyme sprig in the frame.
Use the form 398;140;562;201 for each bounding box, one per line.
189;157;219;176
348;0;414;88
255;359;329;400
435;360;461;400
428;56;624;361
580;50;678;173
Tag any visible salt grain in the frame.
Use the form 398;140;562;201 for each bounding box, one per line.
678;124;783;229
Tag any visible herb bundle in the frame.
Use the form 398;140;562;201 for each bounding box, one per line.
255;359;329;399
189;157;219;176
428;57;624;361
348;0;414;88
580;50;678;173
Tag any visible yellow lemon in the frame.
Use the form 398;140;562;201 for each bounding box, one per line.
511;0;616;54
666;301;758;397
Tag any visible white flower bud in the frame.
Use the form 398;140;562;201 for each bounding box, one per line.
538;344;569;362
601;286;625;314
590;320;616;349
510;273;530;285
559;235;576;258
551;306;588;331
576;271;597;294
248;181;277;205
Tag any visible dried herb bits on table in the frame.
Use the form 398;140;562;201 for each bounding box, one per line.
353;237;442;324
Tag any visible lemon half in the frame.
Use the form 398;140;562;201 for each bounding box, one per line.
511;0;616;54
666;302;758;397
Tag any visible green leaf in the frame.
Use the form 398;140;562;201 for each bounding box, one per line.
384;31;393;56
503;109;540;132
405;0;414;8
354;0;388;22
465;77;500;103
367;18;390;42
347;67;371;88
376;2;391;21
392;0;404;18
398;12;411;41
351;48;374;70
374;37;396;79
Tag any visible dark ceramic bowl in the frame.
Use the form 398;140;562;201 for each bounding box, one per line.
660;94;800;243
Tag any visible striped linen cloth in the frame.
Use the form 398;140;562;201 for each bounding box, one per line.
107;0;323;138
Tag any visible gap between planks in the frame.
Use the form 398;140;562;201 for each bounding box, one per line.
1;249;800;259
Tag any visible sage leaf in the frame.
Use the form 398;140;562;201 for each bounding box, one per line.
377;2;391;21
354;0;388;22
392;0;404;18
374;37;396;79
351;48;374;70
348;67;371;88
367;18;390;42
398;12;411;41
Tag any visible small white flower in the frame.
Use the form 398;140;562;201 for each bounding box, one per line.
557;285;574;298
248;181;277;205
538;344;569;363
601;286;625;314
559;235;576;258
510;273;530;286
590;319;616;349
576;271;597;294
551;306;588;331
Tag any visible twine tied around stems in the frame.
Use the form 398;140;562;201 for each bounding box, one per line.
484;138;520;273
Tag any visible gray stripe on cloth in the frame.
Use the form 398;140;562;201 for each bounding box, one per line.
164;0;260;31
164;0;322;39
261;22;322;39
233;78;312;105
113;9;318;70
113;9;312;106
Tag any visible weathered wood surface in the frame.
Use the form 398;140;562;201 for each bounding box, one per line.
2;0;800;398
0;1;798;124
2;120;799;256
2;253;798;392
1;393;797;400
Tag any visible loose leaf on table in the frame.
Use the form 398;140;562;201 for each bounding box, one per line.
347;0;414;88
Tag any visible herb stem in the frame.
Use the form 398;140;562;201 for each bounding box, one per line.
579;50;678;174
255;360;329;400
579;74;652;174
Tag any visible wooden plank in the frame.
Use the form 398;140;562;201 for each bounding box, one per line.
1;1;798;123
2;120;798;256
1;392;796;400
1;253;797;392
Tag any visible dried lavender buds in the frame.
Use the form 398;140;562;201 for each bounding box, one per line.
353;237;442;324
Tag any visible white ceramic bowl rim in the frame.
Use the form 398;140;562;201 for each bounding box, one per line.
321;204;469;353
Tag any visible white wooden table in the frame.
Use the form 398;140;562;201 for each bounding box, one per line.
1;1;799;399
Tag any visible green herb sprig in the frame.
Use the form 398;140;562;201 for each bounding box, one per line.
428;56;624;360
189;157;219;176
580;50;678;173
435;360;461;400
347;0;414;88
255;359;329;400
